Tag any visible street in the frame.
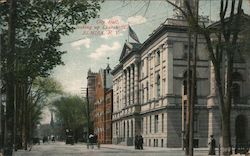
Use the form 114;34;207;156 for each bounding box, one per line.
13;142;217;156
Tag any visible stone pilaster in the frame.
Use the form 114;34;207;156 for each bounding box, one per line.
165;40;174;95
207;62;216;108
123;71;126;108
130;65;134;105
134;63;139;105
126;68;130;106
207;62;220;144
160;46;163;97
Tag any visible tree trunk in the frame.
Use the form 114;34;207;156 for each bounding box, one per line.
4;0;17;155
221;110;231;156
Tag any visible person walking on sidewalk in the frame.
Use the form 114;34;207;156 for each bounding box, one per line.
138;135;144;150
135;135;139;149
208;135;216;155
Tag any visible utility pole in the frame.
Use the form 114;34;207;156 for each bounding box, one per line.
86;88;90;144
189;0;199;156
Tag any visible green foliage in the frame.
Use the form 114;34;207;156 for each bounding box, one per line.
0;0;102;81
52;95;87;131
32;77;63;96
29;77;63;125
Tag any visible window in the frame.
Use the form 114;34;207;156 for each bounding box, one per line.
162;79;165;95
141;60;144;78
141;118;144;134
183;44;193;59
183;70;192;96
154;139;158;147
146;57;149;76
150;116;152;133
154;115;159;133
117;95;119;110
141;84;144;104
183;80;187;95
155;139;158;147
156;75;161;97
232;83;240;103
146;117;148;134
232;72;243;104
151;84;153;99
156;50;160;65
123;122;125;138
131;120;133;137
194;113;198;133
116;123;118;135
162;114;164;132
146;81;149;102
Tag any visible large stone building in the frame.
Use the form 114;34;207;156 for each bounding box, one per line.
111;1;250;148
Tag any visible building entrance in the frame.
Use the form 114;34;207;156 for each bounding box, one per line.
235;115;247;144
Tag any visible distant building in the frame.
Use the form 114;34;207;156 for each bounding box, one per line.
93;65;113;144
87;69;97;133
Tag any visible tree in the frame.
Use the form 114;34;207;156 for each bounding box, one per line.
15;77;63;149
165;0;248;155
0;0;102;152
0;0;102;82
52;96;87;142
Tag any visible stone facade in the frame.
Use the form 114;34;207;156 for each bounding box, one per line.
111;16;250;148
112;42;141;146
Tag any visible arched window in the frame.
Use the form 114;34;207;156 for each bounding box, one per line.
117;95;119;110
183;80;187;95
156;75;161;97
182;70;192;96
156;50;160;65
232;72;243;104
141;84;144;104
146;81;149;102
232;83;240;103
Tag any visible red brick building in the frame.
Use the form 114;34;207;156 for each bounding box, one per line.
104;89;113;144
93;65;113;144
87;69;97;134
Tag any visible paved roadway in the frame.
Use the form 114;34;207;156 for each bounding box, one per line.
13;142;220;156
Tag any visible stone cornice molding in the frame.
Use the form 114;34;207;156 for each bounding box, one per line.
166;40;173;48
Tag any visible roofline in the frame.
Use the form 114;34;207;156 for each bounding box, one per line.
138;24;188;53
207;13;250;29
111;64;123;75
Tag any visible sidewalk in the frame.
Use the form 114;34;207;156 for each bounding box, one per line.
98;143;209;152
96;144;248;156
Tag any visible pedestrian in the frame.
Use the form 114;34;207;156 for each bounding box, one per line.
89;134;94;149
43;136;47;144
52;136;55;143
208;135;216;155
139;135;144;150
134;135;139;149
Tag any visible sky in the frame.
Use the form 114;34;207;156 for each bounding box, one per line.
50;0;250;96
41;0;250;124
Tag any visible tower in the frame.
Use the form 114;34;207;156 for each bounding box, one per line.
173;0;196;19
